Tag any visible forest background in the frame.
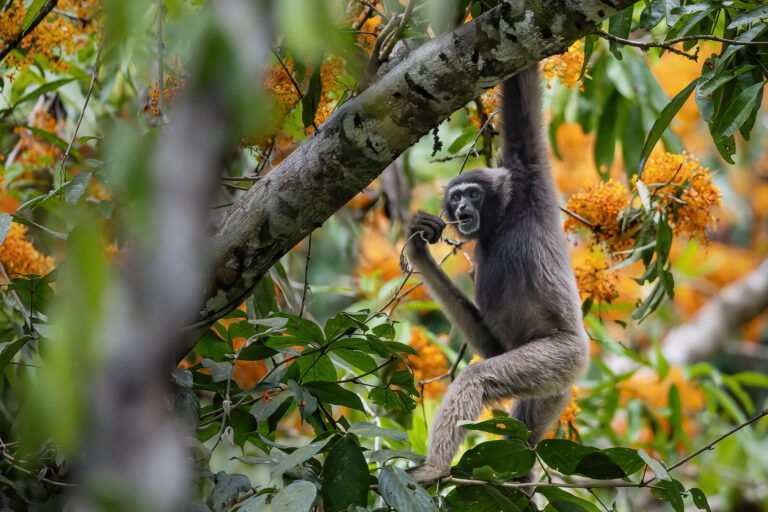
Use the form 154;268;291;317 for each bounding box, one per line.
1;0;768;511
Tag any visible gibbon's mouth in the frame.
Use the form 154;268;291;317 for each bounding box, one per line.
457;215;479;235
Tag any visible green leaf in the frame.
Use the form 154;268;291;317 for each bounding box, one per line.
601;447;645;476
270;437;333;482
303;381;364;411
349;421;409;442
65;172;92;205
378;466;438;512
712;82;764;138
594;92;619;176
296;353;337;382
657;480;684;512
637;449;671;481
0;336;31;373
727;5;768;28
454;439;535;481
695;66;755;123
211;472;251;512
579;34;597;79
369;387;416;412
572;452;627;480
21;0;48;33
333;348;377;373
637;78;698;176
271;480;317;512
233;494;267;512
0;213;12;245
607;7;633;59
13;78;77;108
664;0;681;26
250;390;293;423
458;417;530;441
301;65;322;130
201;359;234;382
369;449;425;465
690;488;711;512
536;439;599;475
537;487;601;512
734;371;768;388
11;215;68;240
321;437;369;512
446;485;530;512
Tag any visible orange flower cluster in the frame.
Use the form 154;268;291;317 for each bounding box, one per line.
637;152;721;242
13;110;64;168
617;367;705;439
145;74;185;118
547;386;580;440
542;41;585;91
564;179;629;244
465;86;500;132
573;257;619;304
407;327;448;399
312;56;345;127
0;0;96;78
0;223;54;276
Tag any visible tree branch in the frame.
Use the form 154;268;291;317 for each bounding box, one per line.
0;0;58;64
662;259;768;365
182;0;640;359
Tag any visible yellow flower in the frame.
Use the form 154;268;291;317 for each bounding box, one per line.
0;223;54;276
564;179;630;244
636;152;721;242
573;255;619;304
543;41;585;91
547;386;580;440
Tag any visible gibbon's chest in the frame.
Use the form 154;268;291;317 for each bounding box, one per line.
473;238;553;346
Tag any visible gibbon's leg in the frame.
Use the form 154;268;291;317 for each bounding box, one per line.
409;332;587;483
509;392;573;444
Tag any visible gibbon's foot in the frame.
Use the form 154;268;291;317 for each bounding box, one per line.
407;462;450;483
408;211;445;245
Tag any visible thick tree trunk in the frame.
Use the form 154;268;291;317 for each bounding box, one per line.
187;0;639;355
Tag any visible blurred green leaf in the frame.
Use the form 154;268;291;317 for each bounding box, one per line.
321;436;369;512
378;466;438;512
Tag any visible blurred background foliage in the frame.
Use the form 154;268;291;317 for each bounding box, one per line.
1;0;768;510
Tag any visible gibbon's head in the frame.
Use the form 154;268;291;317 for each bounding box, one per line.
442;168;509;239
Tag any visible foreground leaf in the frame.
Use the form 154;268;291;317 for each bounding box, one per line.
321;436;369;512
378;466;438;512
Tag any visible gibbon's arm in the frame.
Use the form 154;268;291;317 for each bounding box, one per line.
405;211;500;358
500;65;548;171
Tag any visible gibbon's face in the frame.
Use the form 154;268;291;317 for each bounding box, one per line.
446;182;485;237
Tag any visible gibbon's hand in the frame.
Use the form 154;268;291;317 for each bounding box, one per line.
408;211;445;246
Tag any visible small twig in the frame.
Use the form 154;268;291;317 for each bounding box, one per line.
221;182;250;192
0;261;31;330
667;408;768;472
380;0;417;61
559;206;595;230
211;202;233;210
156;0;165;122
337;356;396;383
52;8;91;24
459;112;498;174
58;41;103;184
595;29;699;61
220;175;262;182
297;234;312;326
0;451;76;488
271;49;304;100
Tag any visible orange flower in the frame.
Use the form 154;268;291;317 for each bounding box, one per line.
635;152;721;242
407;327;448;399
564;179;630;244
573;256;619;304
542;41;585;91
0;223;54;276
13;110;64;169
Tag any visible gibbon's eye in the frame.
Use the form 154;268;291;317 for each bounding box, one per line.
469;189;480;200
451;193;460;202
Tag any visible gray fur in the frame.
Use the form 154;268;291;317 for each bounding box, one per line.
404;66;589;482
